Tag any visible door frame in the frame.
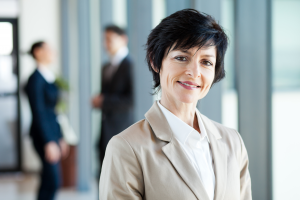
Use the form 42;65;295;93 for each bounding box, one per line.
0;18;21;172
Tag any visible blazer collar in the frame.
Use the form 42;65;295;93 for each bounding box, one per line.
145;101;227;200
144;101;173;142
144;101;222;142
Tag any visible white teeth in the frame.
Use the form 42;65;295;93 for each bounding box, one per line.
181;82;198;88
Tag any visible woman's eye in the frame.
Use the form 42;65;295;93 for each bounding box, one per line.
175;56;187;61
202;60;213;66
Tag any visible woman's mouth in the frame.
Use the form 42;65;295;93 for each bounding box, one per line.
177;81;201;90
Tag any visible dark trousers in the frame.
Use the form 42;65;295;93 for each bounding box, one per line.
33;139;61;200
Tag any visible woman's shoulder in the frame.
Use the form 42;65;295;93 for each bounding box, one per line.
25;70;45;91
120;119;154;142
27;70;44;84
201;114;247;164
108;119;159;152
200;114;244;148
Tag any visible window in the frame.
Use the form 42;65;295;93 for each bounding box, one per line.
272;0;300;199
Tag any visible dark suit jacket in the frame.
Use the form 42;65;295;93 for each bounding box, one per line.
25;69;62;146
99;55;134;154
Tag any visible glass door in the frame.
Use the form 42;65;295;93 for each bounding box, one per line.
0;18;21;172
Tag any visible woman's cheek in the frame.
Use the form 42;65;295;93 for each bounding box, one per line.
203;70;215;87
164;74;171;89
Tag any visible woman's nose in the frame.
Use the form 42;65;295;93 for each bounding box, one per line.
187;61;201;78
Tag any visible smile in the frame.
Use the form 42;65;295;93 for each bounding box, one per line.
177;81;201;90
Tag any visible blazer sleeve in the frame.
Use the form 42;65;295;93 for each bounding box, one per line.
99;135;144;200
26;78;56;145
237;131;252;200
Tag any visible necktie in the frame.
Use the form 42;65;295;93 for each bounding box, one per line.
104;63;117;83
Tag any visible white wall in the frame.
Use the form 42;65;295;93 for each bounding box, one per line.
0;0;19;18
19;0;61;171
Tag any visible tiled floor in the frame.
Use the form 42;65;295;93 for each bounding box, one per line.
0;173;98;200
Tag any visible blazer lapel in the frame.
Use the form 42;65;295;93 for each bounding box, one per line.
110;56;128;84
162;139;211;200
145;102;210;200
200;114;227;200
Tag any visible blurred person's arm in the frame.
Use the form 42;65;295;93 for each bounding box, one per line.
45;141;61;164
100;135;144;200
59;139;70;159
91;94;103;108
237;131;252;200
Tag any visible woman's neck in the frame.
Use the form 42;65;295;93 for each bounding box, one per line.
37;61;49;68
160;94;198;128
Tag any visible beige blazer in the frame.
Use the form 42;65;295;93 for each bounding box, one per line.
99;102;252;200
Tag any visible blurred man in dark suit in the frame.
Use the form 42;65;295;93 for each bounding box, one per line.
92;25;134;171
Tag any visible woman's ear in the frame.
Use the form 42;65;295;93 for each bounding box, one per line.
150;59;159;73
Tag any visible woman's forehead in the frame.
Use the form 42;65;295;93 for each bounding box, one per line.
169;45;217;57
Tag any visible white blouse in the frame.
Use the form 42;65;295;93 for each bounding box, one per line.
157;101;215;200
37;66;56;83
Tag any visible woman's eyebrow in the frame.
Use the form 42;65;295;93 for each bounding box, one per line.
178;49;192;54
202;54;216;58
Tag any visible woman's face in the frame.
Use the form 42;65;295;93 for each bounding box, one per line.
35;43;54;64
159;45;216;104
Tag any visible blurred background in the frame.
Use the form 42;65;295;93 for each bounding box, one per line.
0;0;299;200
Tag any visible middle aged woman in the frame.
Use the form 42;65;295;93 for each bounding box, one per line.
100;9;252;200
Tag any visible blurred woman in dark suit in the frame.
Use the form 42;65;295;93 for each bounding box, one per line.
25;41;69;200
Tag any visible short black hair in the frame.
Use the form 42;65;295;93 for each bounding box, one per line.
146;9;228;90
105;25;126;36
29;41;45;59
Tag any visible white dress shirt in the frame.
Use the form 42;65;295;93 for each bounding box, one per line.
105;46;129;81
157;101;215;200
110;46;128;67
37;66;55;83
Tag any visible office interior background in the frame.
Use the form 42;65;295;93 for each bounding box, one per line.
0;0;299;199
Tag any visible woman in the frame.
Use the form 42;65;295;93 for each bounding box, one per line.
100;9;252;200
25;41;68;200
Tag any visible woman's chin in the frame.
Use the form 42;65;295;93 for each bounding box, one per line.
176;94;199;104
